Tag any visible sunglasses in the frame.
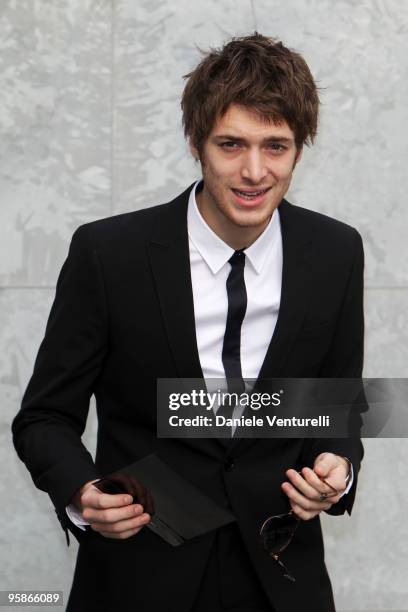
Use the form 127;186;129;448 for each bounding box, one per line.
259;476;339;582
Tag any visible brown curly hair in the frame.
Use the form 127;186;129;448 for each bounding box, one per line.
181;32;320;158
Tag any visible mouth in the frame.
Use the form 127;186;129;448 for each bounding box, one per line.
231;187;271;207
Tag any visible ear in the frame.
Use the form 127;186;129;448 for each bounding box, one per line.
294;146;303;165
189;140;200;162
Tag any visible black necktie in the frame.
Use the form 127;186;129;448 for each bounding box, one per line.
221;249;247;396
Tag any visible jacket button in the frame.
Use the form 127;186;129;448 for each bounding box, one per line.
224;457;235;471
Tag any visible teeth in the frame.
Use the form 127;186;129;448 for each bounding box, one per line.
235;190;265;197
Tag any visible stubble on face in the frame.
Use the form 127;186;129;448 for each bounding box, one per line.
199;153;295;228
193;105;301;249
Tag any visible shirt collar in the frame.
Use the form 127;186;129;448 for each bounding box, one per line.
187;179;280;275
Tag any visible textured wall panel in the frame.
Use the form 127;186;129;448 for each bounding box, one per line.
364;289;408;378
0;288;76;608
250;0;408;287
1;1;406;611
2;398;75;594
0;291;98;607
0;0;112;286
323;438;408;611
323;287;408;609
113;0;255;212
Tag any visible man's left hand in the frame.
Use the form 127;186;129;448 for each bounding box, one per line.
281;453;350;520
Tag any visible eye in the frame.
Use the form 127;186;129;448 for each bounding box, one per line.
220;141;241;150
267;143;287;152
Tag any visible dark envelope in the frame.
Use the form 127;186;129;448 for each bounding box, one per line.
94;453;236;546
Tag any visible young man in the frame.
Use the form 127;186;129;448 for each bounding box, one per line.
12;33;364;612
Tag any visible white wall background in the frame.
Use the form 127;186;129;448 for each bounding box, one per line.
1;1;407;610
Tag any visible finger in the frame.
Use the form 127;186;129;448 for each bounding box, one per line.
83;502;144;524
319;465;348;493
286;469;323;501
100;527;143;540
313;452;338;478
91;512;151;534
290;502;330;521
290;502;317;520
282;482;333;512
301;467;339;496
84;488;134;510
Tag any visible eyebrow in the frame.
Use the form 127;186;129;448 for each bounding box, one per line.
213;134;294;144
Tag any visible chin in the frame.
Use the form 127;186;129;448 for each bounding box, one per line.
226;209;272;229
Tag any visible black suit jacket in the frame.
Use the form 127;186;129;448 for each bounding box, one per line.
12;181;365;612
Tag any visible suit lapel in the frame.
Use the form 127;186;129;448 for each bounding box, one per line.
256;199;313;380
147;183;203;380
147;183;224;458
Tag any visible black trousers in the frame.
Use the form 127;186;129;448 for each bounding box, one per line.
191;523;274;611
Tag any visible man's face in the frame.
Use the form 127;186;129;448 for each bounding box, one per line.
190;104;302;235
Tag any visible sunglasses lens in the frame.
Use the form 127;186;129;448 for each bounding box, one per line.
260;513;298;554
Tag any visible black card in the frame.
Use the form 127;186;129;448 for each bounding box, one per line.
94;454;236;546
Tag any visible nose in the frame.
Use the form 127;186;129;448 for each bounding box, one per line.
241;149;268;184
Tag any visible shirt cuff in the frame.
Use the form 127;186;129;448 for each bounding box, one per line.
339;463;354;497
65;504;90;531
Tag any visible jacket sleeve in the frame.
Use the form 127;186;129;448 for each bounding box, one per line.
11;225;106;538
301;228;365;516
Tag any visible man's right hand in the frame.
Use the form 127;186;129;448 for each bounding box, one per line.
71;480;151;539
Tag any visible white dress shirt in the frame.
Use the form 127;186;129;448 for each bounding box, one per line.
188;180;282;382
66;179;352;528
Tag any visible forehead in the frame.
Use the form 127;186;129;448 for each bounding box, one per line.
210;103;295;142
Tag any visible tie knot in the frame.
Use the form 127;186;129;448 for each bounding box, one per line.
229;249;246;267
